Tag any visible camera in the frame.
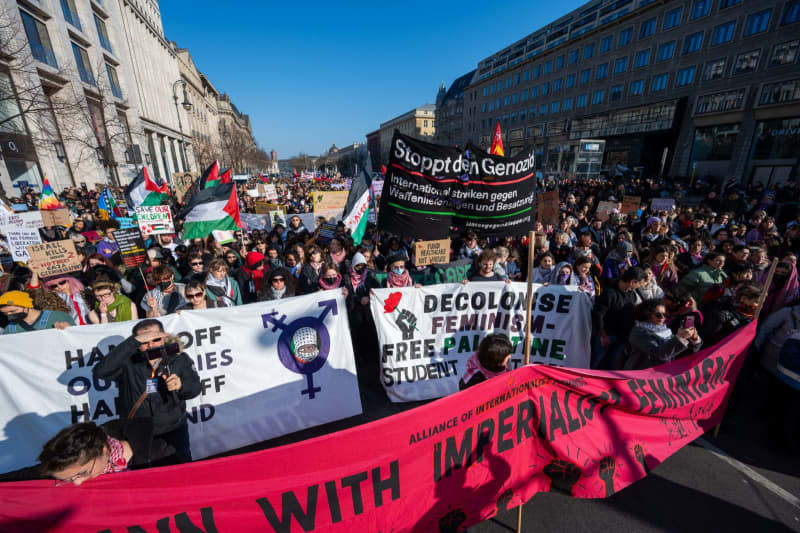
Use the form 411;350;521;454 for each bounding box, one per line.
144;342;181;361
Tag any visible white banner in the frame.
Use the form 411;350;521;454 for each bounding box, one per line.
370;282;592;402
0;292;362;474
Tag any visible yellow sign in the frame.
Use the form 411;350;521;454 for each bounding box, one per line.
313;191;348;221
414;239;450;266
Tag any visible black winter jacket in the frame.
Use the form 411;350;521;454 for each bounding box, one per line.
592;280;640;339
93;336;201;435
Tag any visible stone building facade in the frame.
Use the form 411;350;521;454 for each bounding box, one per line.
378;104;436;165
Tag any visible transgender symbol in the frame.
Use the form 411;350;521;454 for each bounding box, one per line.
261;299;337;400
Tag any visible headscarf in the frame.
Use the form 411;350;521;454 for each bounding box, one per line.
348;252;367;288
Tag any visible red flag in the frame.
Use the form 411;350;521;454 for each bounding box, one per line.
293;168;299;178
490;122;504;157
381;165;387;175
219;168;232;184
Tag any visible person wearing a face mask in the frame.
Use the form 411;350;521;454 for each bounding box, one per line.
384;255;415;288
318;263;344;292
551;262;577;286
0;290;74;334
141;266;186;318
700;282;762;346
299;245;324;294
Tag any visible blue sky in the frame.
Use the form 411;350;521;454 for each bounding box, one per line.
160;1;586;159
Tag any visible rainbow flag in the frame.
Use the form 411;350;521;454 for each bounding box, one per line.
38;177;62;210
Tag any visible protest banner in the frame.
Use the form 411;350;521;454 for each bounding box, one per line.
240;213;270;231
379;132;535;239
173;171;198;203
25;240;81;277
622;195;641;215
0;292;361;476
372;178;384;197
595;200;618;221
0;210;44;231
313;190;348;222
113;227;147;268
651;198;676;212
414;238;450;266
268;209;287;228
135;205;175;235
536;190;559;225
259;183;278;200
0;323;754;532
370;282;592;402
38;208;71;227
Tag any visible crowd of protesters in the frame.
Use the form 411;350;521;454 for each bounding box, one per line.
0;171;798;482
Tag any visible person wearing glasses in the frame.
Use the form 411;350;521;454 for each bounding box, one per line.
623;299;701;370
93;319;201;463
39;273;92;326
258;267;296;301
183;252;207;283
88;281;137;324
179;280;226;310
141;265;186;318
0;419;175;483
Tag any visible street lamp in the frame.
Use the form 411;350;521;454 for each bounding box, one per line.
172;79;192;179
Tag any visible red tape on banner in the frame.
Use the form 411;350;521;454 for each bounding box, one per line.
0;322;755;532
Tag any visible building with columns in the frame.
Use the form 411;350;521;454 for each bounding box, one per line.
175;45;220;171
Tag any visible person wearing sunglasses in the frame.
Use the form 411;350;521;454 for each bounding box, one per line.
258;267;296;301
178;280;225;311
41;273;92;326
623;299;701;370
141;265;187;318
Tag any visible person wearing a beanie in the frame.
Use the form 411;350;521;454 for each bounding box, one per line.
0;290;74;334
602;240;638;279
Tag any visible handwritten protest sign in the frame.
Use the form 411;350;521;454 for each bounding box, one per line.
0;210;43;231
651;198;676;212
622;195;641;215
254;201;282;214
313;191;347;221
414;238;450;266
135;205;174;236
26;240;81;277
113;228;146;268
259;184;278;200
4;229;41;262
39;208;71;227
596;200;618;221
536;190;559;225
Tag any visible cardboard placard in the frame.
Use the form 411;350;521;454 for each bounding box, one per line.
5;229;41;262
254;201;282;214
258;184;278;200
135;205;174;236
536;190;559;225
173;172;198;203
26;240;81;277
651;198;676;212
313;191;348;221
621;196;641;215
414;238;450;266
113;228;147;268
39;208;71;227
595;200;618;221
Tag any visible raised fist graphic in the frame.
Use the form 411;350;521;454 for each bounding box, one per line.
395;309;417;340
438;508;467;533
597;456;616;496
634;444;650;474
543;459;583;495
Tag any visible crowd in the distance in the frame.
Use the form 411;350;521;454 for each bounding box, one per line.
0;172;798;483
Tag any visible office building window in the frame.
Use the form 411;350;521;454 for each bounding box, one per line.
533;65;541;78
596;63;608;80
651;73;668;91
544;60;553;74
592;89;605;104
482;103;487;112
497;81;503;92
520;110;526;121
676;66;696;86
634;48;651;67
506;77;512;89
703;58;727;80
510;112;517;122
489;84;495;95
553;79;563;93
639;18;656;39
496;98;501;108
61;0;82;31
733;49;761;75
769;40;799;66
483;87;488;97
503;113;508;123
657;41;676;61
563;97;573;111
106;63;122;98
783;0;800;24
569;49;579;64
618;27;633;47
712;21;736;45
504;95;510;106
577;94;588;108
540;104;548;115
72;43;96;86
692;124;740;161
531;86;539;98
521;89;528;102
610;84;624;101
683;32;704;54
514;74;521;85
566;73;576;88
488;101;494;112
19;10;58;68
690;0;711;20
0;72;26;133
758;79;800;106
614;56;628;73
529;107;536;118
551;101;560;113
94;14;113;53
720;0;741;8
523;69;530;81
600;35;613;53
744;9;771;36
512;93;519;104
663;7;682;30
630;79;645;95
584;43;594;59
580;68;591;84
541;82;549;95
556;55;565;70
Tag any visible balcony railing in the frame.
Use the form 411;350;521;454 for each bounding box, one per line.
77;65;96;86
110;82;123;99
61;0;82;31
30;43;58;69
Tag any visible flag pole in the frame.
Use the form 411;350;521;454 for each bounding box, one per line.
713;257;778;438
517;229;536;533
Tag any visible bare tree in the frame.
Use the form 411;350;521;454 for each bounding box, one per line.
220;126;255;173
191;133;220;172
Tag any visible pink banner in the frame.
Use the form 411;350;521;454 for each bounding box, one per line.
0;323;755;532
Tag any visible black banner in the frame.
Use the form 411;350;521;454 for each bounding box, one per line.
378;132;535;239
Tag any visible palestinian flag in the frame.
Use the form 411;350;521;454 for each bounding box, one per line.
124;166;168;208
178;182;241;239
38;177;62;210
343;157;372;245
218;168;232;185
198;160;220;189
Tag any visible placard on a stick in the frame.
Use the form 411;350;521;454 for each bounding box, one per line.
536;190;559;225
113;227;147;268
135;205;174;236
39;208;71;227
650;198;676;212
26;240;81;277
621;196;641;215
596;200;618;221
414;239;450;266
